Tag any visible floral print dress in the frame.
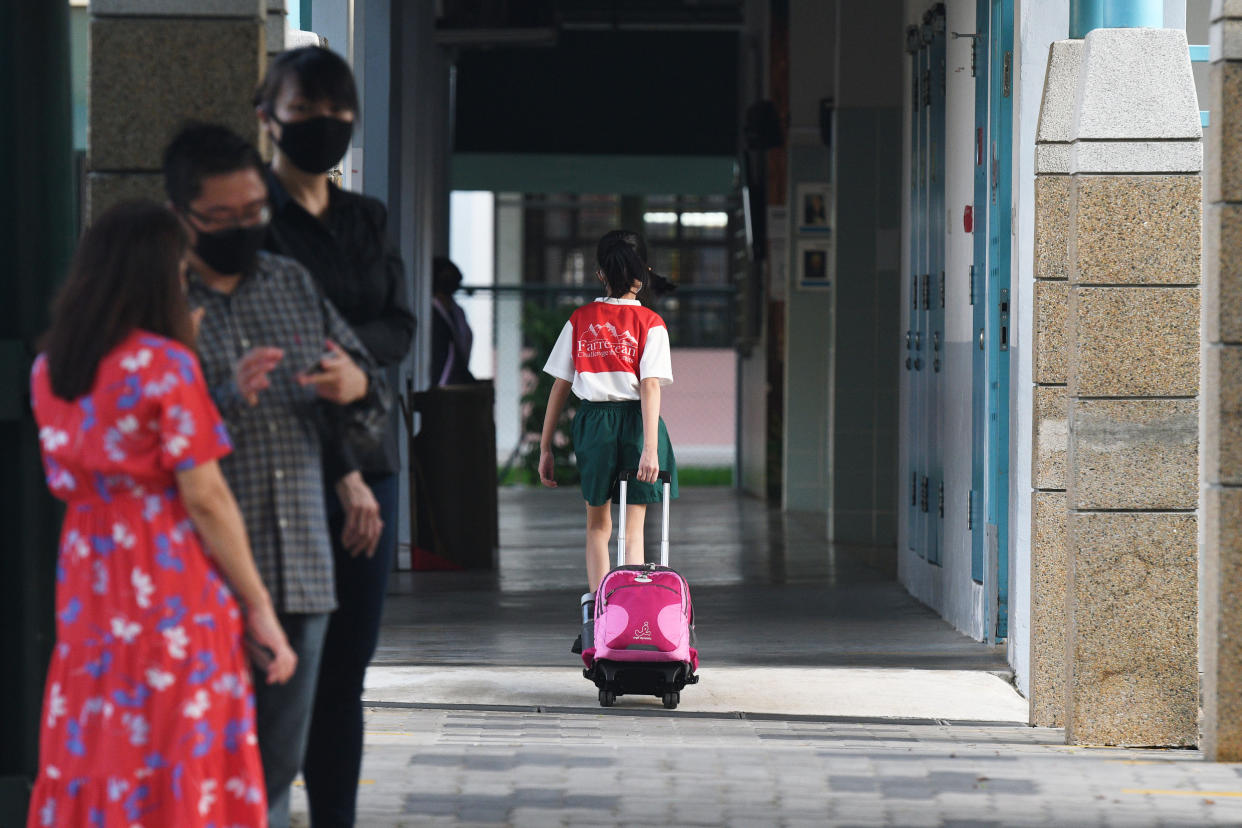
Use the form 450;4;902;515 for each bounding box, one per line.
27;330;267;828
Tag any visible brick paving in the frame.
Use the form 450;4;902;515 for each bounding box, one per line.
289;705;1242;827
281;488;1242;826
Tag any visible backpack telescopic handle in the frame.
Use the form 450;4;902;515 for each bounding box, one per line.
616;470;672;568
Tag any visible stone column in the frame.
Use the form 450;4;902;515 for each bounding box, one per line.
1063;28;1202;747
87;0;267;220
265;0;288;56
1203;0;1242;762
1029;39;1082;729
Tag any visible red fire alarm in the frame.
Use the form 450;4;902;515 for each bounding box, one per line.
963;205;974;233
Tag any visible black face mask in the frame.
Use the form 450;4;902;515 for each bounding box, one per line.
194;223;269;277
272;115;353;174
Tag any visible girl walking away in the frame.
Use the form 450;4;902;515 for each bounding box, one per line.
539;230;679;653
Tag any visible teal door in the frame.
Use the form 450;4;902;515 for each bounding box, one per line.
905;4;946;566
971;0;1012;640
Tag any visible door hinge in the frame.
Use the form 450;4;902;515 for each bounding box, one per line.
912;275;919;310
920;476;930;513
938;481;945;519
999;288;1010;352
922;274;931;310
1002;51;1012;98
939;270;946;309
912;471;919;507
969;264;975;305
968;489;974;530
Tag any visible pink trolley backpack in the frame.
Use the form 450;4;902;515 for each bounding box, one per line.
581;470;699;709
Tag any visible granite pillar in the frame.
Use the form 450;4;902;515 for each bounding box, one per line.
1063;28;1201;747
86;0;267;220
1203;0;1242;762
1029;39;1082;729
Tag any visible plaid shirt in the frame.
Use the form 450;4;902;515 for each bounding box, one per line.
188;250;383;613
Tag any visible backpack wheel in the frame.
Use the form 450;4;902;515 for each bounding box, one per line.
662;692;679;710
599;689;616;707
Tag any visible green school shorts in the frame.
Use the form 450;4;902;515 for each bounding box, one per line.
572;400;679;507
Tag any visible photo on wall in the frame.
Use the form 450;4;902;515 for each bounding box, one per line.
797;240;832;289
796;182;832;233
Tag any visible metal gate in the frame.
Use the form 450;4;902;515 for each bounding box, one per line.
971;0;1012;640
905;4;946;566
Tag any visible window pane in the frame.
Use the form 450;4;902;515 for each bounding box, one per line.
643;210;679;240
694;247;729;285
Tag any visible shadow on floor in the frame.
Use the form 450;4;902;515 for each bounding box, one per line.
376;487;1007;673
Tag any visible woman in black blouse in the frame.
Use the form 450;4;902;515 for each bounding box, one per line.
255;46;415;828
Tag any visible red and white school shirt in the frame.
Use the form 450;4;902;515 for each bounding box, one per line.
543;298;674;401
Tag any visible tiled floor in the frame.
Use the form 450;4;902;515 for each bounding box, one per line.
290;706;1242;827
375;486;1007;673
288;486;1242;826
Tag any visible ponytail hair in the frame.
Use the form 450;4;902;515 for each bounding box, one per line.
595;229;677;300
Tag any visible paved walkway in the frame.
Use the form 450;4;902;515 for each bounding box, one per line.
290;706;1242;826
284;486;1242;824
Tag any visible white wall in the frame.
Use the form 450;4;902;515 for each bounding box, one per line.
1008;0;1070;699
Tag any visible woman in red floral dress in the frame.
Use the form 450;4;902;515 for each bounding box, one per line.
27;200;296;827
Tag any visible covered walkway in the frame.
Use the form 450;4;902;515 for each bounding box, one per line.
365;487;1021;721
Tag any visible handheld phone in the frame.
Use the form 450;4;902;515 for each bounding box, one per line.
244;630;275;671
303;350;335;376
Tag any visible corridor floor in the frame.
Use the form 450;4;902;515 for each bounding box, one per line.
362;489;1023;720
374;486;1006;673
365;487;1019;719
286;487;1242;826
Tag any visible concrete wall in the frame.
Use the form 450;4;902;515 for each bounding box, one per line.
782;0;835;514
782;0;902;540
829;0;903;546
737;0;771;498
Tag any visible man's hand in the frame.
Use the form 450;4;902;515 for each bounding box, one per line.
236;347;285;406
335;471;382;558
298;339;368;405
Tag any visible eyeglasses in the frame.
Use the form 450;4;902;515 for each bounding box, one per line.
184;203;271;233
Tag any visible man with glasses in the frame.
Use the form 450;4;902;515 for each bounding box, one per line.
163;122;385;828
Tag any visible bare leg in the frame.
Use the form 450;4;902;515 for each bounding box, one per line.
623;504;647;565
585;502;612;592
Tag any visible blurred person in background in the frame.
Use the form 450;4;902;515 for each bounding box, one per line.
165;122;387;828
431;255;475;386
255;45;414;828
26;199;296;828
